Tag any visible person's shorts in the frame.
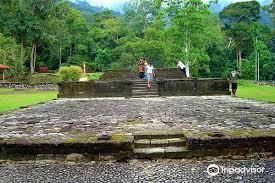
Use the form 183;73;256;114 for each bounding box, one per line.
232;83;238;89
147;73;153;81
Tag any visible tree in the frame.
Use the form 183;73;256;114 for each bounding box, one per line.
123;0;157;37
95;49;112;71
65;8;88;59
0;33;25;79
164;0;223;77
0;0;29;71
45;1;71;68
220;1;261;70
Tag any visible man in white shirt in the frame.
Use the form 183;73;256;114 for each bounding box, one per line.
146;63;154;88
177;60;186;76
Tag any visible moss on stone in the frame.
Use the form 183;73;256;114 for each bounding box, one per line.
185;129;275;140
127;118;144;124
65;133;97;143
225;129;275;137
111;134;127;141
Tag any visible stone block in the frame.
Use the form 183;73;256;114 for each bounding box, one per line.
167;138;186;146
150;139;168;147
165;146;191;159
167;131;185;138
134;139;150;148
133;132;150;140
145;148;165;159
150;131;168;139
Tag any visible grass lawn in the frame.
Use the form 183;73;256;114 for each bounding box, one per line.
0;88;57;113
237;80;275;103
88;72;103;80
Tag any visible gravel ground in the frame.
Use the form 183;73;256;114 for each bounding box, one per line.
0;159;274;183
0;96;274;141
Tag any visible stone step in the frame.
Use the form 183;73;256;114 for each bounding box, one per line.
131;95;159;98
131;79;157;82
134;139;151;148
132;90;158;93
132;85;158;91
134;146;191;159
132;86;158;89
131;80;148;82
132;82;157;86
132;83;156;87
132;91;158;95
134;138;186;148
133;132;185;140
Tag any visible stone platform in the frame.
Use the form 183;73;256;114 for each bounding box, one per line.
0;96;274;139
0;96;274;157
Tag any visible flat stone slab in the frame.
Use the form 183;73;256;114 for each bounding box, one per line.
134;139;150;148
150;139;169;147
165;146;188;153
0;96;274;143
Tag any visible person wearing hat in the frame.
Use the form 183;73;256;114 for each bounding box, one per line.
230;67;241;97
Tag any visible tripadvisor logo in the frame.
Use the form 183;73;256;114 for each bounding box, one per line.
206;164;265;177
207;164;220;176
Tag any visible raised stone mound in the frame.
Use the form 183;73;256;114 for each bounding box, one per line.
100;70;137;80
100;68;185;80
155;68;186;79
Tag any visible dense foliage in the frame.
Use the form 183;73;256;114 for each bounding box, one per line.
0;0;273;80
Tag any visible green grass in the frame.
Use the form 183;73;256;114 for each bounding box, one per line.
237;80;275;103
88;72;103;80
0;88;57;112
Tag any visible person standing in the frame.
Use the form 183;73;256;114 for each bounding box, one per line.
143;59;148;80
177;60;186;76
138;58;145;79
230;68;240;97
146;63;154;88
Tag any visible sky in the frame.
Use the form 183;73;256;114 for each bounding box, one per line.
74;0;271;12
72;0;130;12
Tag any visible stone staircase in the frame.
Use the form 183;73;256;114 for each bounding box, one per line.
131;80;159;98
133;131;190;159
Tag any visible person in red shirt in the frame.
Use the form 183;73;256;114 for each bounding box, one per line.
138;58;145;79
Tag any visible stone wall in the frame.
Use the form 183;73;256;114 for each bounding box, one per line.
100;68;185;80
157;78;229;96
155;68;186;79
100;70;137;80
58;79;229;98
58;81;132;98
0;82;58;91
186;136;275;151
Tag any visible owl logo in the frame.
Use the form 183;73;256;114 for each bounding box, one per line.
207;164;220;176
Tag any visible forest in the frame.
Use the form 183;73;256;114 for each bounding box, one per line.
0;0;274;80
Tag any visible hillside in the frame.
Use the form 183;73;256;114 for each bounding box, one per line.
68;0;121;15
211;0;272;28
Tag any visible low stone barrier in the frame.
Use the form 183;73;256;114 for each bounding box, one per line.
100;70;137;80
186;136;275;151
157;78;229;96
252;81;275;86
58;79;229;98
0;82;58;91
185;130;275;157
100;68;185;80
155;68;186;79
58;81;132;98
0;140;133;155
